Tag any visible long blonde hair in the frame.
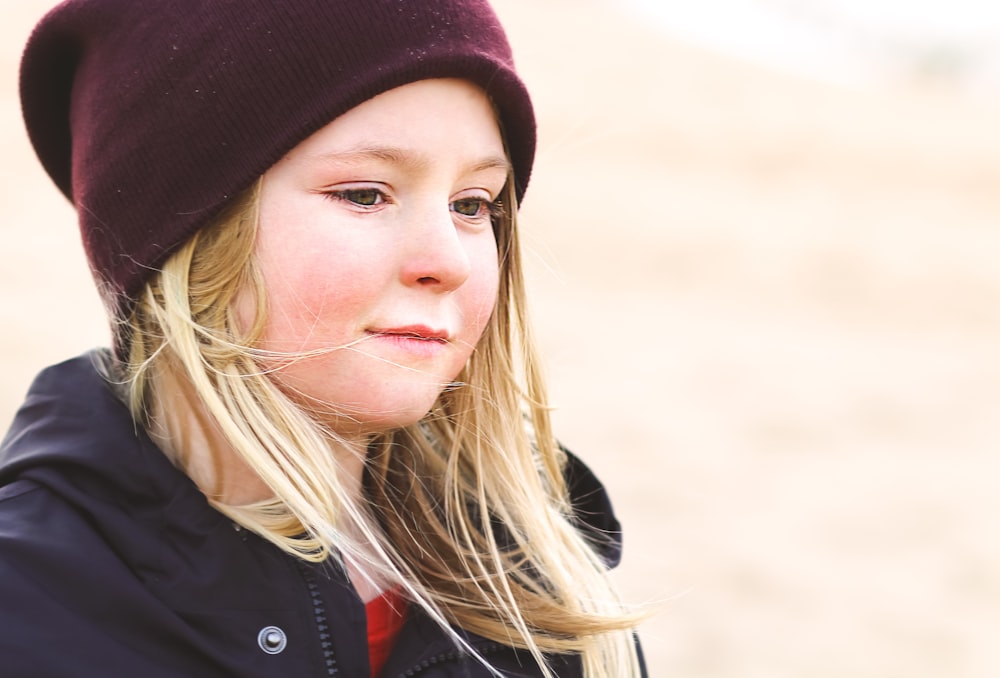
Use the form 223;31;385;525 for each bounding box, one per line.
122;177;644;677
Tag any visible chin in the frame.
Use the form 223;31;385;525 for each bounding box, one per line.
272;358;460;436
311;391;445;437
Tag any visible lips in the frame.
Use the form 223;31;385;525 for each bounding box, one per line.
366;325;450;343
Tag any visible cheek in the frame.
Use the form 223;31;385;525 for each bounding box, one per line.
251;233;378;349
260;265;370;349
462;243;501;339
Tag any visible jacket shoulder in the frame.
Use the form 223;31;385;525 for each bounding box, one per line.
0;479;162;675
0;476;331;677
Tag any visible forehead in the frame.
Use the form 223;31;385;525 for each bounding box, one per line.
283;78;508;169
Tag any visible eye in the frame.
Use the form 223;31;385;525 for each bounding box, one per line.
451;197;501;221
325;188;387;207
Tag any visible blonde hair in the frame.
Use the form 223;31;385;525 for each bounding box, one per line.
122;178;644;677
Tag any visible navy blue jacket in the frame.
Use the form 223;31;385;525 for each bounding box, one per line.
0;353;644;677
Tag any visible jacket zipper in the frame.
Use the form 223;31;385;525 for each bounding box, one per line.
297;560;340;676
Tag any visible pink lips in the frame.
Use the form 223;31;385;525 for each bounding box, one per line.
366;325;450;358
368;325;449;342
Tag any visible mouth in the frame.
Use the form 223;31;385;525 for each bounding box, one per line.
366;325;450;343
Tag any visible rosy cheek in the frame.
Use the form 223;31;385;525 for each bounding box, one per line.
480;277;500;323
467;265;500;338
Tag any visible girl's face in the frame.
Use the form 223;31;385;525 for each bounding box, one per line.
248;78;507;436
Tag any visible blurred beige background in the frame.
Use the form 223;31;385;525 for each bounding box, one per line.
3;1;999;676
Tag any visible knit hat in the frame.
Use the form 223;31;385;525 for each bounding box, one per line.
20;0;536;305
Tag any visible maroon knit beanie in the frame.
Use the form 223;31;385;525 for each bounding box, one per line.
20;0;536;306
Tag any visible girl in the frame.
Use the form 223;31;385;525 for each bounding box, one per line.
1;1;646;676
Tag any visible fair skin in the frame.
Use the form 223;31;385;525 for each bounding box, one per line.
156;78;508;600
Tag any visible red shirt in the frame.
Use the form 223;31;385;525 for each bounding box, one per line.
366;588;408;677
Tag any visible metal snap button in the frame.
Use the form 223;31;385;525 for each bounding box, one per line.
257;625;287;654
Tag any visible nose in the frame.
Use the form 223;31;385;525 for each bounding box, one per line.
399;204;472;292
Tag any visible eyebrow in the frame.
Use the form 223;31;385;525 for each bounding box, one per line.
300;144;512;176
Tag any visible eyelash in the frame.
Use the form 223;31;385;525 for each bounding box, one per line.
451;197;504;222
324;189;504;224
